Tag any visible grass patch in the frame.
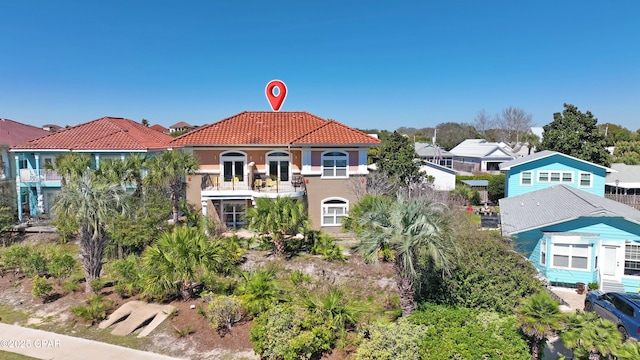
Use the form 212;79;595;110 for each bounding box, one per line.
0;351;39;360
35;321;151;350
0;304;31;325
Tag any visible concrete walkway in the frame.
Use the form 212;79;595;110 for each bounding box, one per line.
549;286;586;312
0;323;183;360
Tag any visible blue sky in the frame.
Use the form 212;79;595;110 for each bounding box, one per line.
1;1;639;131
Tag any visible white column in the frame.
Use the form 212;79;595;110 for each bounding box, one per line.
201;199;208;216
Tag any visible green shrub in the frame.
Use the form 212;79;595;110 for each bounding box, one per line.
62;280;81;294
108;255;143;298
208;295;243;332
238;269;283;317
355;320;427;360
48;251;77;284
173;325;194;337
31;275;53;299
70;294;115;325
303;287;360;331
0;245;30;275
24;250;48;277
250;304;334;360
408;303;529;359
89;278;107;294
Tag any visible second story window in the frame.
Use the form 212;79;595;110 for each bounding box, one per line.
579;172;592;187
521;171;532;185
322;151;348;178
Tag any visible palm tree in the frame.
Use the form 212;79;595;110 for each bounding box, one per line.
515;291;563;360
522;133;541;155
245;197;309;256
141;118;149;127
355;194;456;316
142;225;236;300
52;173;128;292
48;153;91;188
145;150;199;224
561;311;622;360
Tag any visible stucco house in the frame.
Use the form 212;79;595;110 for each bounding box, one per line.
10;116;174;219
500;185;640;293
171;111;380;231
419;161;456;191
499;150;613;198
1;118;50;209
449;139;517;173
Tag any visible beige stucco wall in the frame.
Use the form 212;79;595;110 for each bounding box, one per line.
305;175;363;232
185;174;202;211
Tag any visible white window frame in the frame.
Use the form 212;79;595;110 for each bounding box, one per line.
321;197;349;227
266;151;291;182
537;171;573;184
624;241;640;276
551;243;590;271
521;171;532;186
220;151;247;182
579;172;592;188
321;151;348;179
540;238;546;266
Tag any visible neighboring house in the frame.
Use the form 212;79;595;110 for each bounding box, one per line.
500;185;640;293
414;142;453;168
499;150;613;198
0;118;50;208
169;121;194;134
449;139;517;173
150;124;169;134
10;116;174;220
510;142;533;158
42;124;63;132
606;163;640;196
172;111;380;231
419;161;456;191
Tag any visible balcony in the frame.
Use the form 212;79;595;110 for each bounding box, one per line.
19;169;62;183
201;174;306;198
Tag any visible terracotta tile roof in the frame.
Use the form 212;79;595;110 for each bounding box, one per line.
172;111;380;146
11;117;175;151
0;118;50;147
150;124;168;132
169;121;192;128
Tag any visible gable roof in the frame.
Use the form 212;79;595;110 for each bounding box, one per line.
414;142;453;158
0;118;50;147
498;150;613;172
419;161;457;175
11;117;175;151
449;139;516;159
150;124;168;132
499;185;640;236
172;111;380;146
169;121;192;129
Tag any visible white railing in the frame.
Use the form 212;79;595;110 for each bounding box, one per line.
19;169;62;182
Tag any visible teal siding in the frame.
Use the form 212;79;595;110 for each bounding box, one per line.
505;154;606;197
621;278;640;293
529;239;544;274
545;218;640;243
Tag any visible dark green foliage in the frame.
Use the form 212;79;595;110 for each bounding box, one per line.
302;231;346;261
487;174;506;201
470;190;481;206
598;123;636;146
376;131;425;185
237;268;284;317
70;294;115;325
246;197;309;256
108;255;143;298
417;224;543;313
342;195;392;233
515;292;563;360
540;103;610;166
407;304;530;359
434;122;481;151
250;304;335;360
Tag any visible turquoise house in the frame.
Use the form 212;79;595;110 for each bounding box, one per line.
10;117;174;220
500;185;640;293
499;150;613;198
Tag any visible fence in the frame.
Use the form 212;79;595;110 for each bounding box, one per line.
605;194;640;210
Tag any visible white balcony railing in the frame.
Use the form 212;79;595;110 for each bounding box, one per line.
19;169;62;183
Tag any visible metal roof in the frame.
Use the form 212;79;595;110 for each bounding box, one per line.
499;150;613;172
499;185;640;236
461;180;488;187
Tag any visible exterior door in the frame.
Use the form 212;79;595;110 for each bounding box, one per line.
601;245;623;282
223;200;246;229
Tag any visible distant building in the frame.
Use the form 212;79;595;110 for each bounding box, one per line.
414;142;453;168
169;121;194;134
150;124;169;134
449;139;517;173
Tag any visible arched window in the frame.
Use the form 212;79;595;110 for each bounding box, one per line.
220;151;246;182
321;198;348;226
321;151;348;178
266;151;290;182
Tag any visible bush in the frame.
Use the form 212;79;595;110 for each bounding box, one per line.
238;268;283;317
89;278;107;294
355;320;427;360
24;250;48;277
70;294;115;325
407;304;529;359
108;255;143;298
31;275;53;299
0;245;30;275
250;304;334;360
48;250;77;284
208;295;243;332
62;280;81;294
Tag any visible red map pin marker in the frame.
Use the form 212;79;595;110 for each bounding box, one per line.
265;80;287;112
